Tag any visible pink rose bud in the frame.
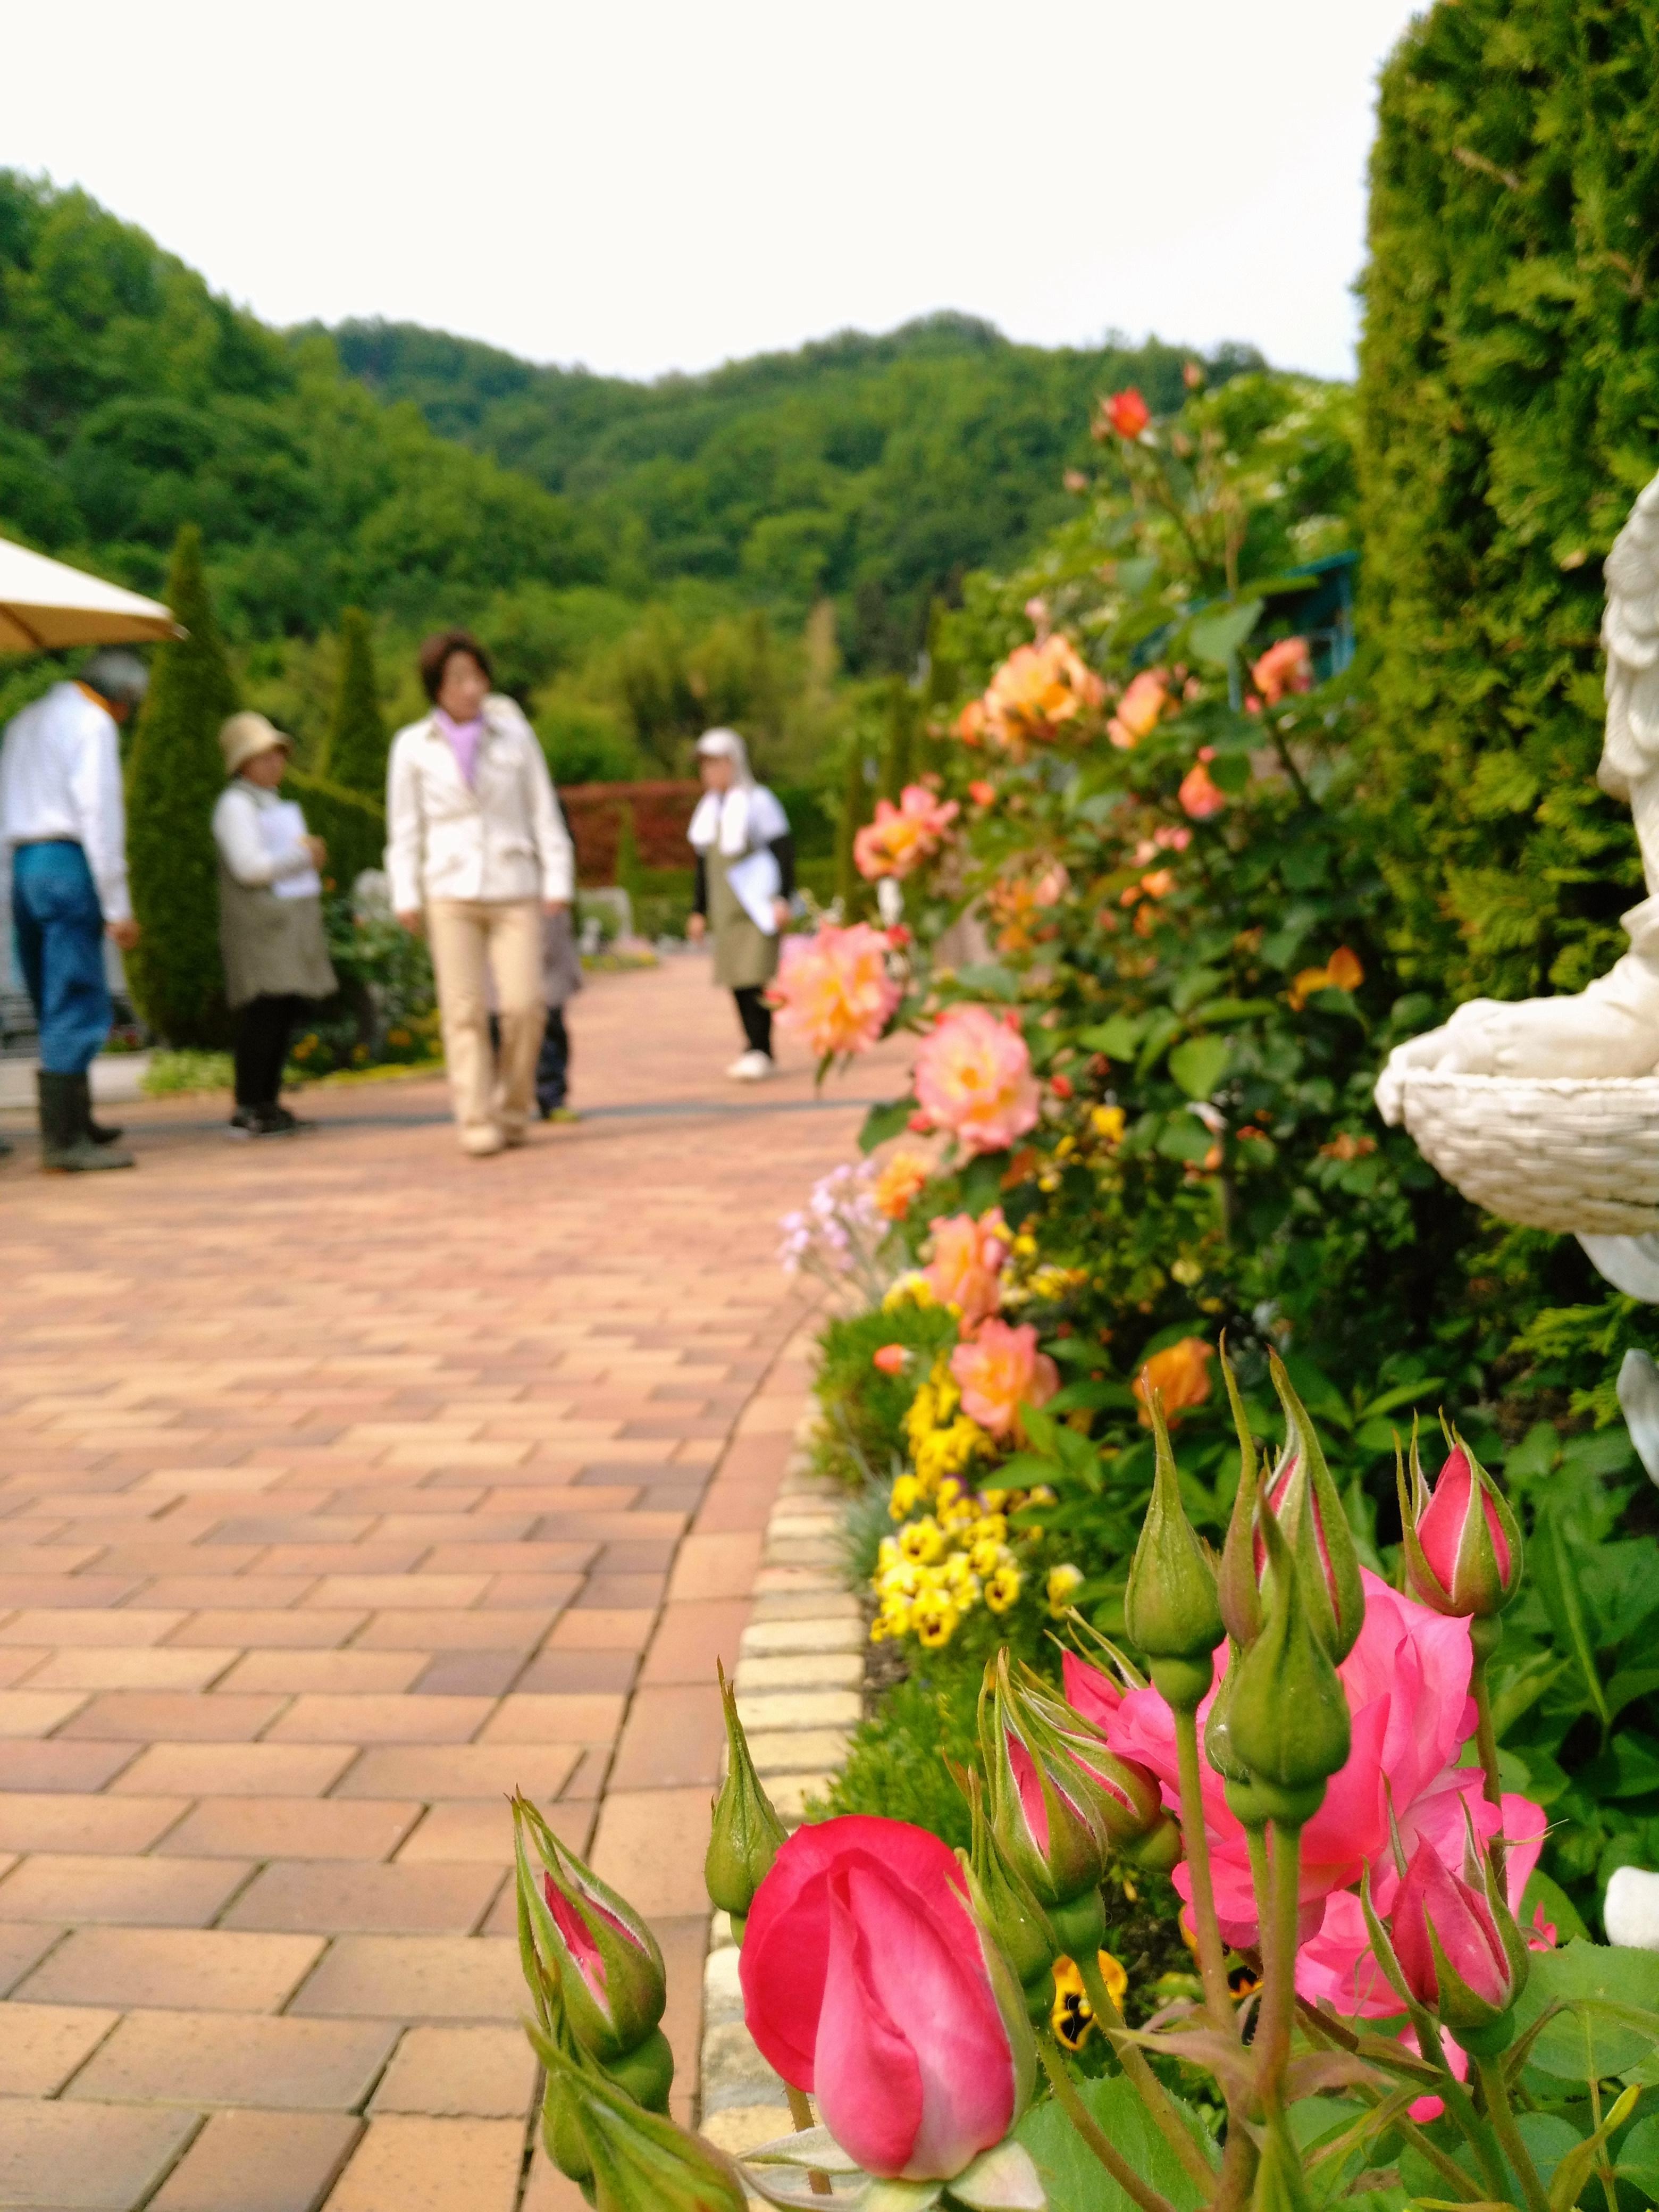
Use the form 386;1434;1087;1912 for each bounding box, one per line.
1400;1429;1522;1620
1061;1649;1122;1733
1389;1839;1524;2041
740;1815;1034;2182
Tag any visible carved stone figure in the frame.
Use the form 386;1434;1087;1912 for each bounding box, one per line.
1376;470;1659;1295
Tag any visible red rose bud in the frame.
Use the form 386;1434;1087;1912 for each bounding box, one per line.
1124;1390;1223;1705
1389;1836;1526;2047
1101;387;1152;439
1050;1073;1074;1100
980;1651;1108;1926
872;1344;909;1376
1255;1354;1364;1665
1399;1423;1522;1620
887;924;913;948
908;1109;934;1134
513;1795;669;2081
969;779;996;807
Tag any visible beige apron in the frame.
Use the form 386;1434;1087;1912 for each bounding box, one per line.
707;847;779;992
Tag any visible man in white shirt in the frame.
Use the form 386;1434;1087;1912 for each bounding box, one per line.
0;649;147;1171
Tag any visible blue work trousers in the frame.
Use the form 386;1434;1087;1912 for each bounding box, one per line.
11;842;113;1075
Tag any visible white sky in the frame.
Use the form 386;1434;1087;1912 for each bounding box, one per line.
6;0;1425;384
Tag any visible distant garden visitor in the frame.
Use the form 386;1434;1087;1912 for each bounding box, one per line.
0;648;147;1171
387;629;574;1156
686;727;794;1080
212;711;338;1138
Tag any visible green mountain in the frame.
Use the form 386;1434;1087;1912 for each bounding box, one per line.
330;315;1263;669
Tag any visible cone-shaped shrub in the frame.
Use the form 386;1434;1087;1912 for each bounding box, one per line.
124;526;237;1045
321;608;389;800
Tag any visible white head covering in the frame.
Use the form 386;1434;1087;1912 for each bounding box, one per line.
688;727;787;857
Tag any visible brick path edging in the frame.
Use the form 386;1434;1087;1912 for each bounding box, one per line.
697;1382;859;2168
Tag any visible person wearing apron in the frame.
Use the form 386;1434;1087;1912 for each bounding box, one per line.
685;728;794;1079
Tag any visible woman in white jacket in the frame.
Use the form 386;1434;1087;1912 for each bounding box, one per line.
387;630;574;1157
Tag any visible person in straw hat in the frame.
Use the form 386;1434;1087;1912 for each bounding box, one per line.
213;711;337;1137
0;648;147;1171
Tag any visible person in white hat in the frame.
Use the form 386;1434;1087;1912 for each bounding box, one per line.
685;727;794;1080
213;711;338;1137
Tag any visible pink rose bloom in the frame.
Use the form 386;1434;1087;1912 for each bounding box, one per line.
769;923;901;1059
1061;1649;1124;1733
925;1209;1009;1328
853;785;961;883
914;1005;1040;1157
950;1319;1059;1439
1100;1569;1547;2013
741;1815;1029;2181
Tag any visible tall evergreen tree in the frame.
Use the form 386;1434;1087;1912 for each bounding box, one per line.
124;526;238;1045
321;608;389;798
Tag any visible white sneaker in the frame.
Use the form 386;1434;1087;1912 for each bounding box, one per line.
727;1050;774;1082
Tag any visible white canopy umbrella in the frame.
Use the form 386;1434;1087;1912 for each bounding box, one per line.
0;536;179;652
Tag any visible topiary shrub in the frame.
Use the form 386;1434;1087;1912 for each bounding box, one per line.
1356;0;1659;1006
319;607;389;800
283;769;386;891
124;525;237;1045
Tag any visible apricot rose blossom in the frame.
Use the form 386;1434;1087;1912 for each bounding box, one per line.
976;635;1105;753
924;1208;1009;1327
1132;1338;1212;1426
950;1319;1059;1440
1252;634;1313;706
1108;668;1172;750
853;784;960;882
769;923;900;1059
871;1148;932;1222
913;1005;1040;1157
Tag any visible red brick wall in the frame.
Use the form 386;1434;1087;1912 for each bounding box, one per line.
558;780;700;884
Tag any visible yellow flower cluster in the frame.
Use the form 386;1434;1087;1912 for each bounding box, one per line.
872;1356;1037;1649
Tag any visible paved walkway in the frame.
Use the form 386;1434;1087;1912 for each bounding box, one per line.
0;959;896;2212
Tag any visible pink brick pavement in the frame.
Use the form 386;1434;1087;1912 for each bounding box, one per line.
0;958;902;2212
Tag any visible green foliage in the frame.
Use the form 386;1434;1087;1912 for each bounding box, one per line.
1355;0;1659;1001
817;1669;978;1853
336;313;1268;665
320;609;388;798
124;526;237;1045
283;769;386;892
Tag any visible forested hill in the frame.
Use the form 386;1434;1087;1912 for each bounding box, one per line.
328;317;1263;667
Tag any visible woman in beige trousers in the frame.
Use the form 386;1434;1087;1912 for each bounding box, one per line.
387;630;574;1157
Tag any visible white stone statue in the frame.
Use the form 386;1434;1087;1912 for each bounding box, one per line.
1376;469;1659;1296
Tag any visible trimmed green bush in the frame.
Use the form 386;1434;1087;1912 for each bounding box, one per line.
319;608;388;800
124;526;238;1045
284;769;386;892
1356;0;1659;1003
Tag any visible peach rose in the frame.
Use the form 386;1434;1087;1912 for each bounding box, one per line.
1179;748;1226;820
872;1148;932;1222
950;1320;1060;1439
924;1208;1009;1327
979;635;1105;753
913;1005;1041;1158
1108;668;1171;751
1251;635;1313;706
1289;945;1364;1010
852;785;961;882
769;923;901;1059
1132;1338;1213;1427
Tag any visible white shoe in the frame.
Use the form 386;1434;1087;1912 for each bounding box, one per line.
727;1050;774;1082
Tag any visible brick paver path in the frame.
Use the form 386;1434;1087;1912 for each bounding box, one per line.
0;959;901;2212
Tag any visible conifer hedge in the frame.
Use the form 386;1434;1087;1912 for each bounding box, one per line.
1356;0;1659;1006
124;526;238;1046
283;771;386;893
321;608;389;800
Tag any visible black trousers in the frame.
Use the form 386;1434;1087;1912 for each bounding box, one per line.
488;1007;572;1114
234;994;305;1108
733;986;773;1057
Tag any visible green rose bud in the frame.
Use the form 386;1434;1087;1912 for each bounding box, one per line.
530;2027;748;2212
979;1649;1109;1911
960;1774;1059;2024
1124;1389;1223;1704
1225;1506;1350;1823
1215;1348;1263;1651
703;1661;787;1939
1265;1353;1364;1666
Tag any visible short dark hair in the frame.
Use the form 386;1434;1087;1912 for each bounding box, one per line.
418;629;493;703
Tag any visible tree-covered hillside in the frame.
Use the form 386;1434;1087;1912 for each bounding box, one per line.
331;316;1263;669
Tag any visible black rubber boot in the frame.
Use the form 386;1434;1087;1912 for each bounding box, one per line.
39;1071;134;1171
87;1112;125;1145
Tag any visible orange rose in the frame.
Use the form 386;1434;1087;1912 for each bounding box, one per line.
977;635;1106;753
925;1208;1009;1328
1108;668;1171;751
1251;635;1313;706
1178;748;1226;820
852;785;960;883
1132;1338;1212;1427
1096;387;1151;440
1288;946;1364;1010
950;1319;1060;1440
872;1148;932;1222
